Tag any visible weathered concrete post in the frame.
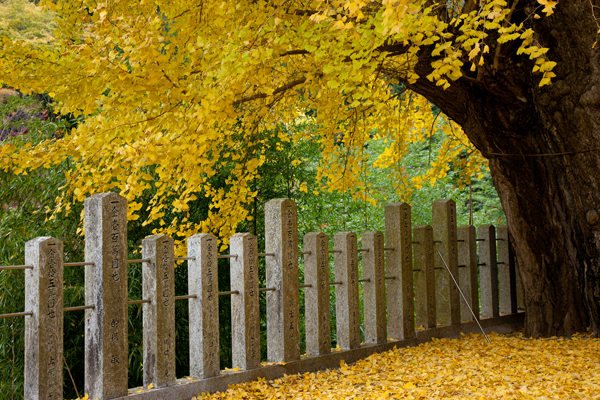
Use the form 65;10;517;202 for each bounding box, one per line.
334;232;360;350
303;232;331;356
362;231;386;344
478;225;499;317
265;199;300;362
188;233;220;378
25;237;63;400
432;199;461;325
458;225;479;321
497;226;517;314
85;193;128;400
384;203;415;340
230;233;260;370
413;226;436;329
142;235;176;388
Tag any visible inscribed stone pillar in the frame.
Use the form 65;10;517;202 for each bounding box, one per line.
432;199;461;325
497;226;517;314
362;231;386;344
303;232;331;356
188;233;220;378
334;232;360;350
265;198;300;362
413;226;436;329
384;202;415;340
25;237;63;400
84;192;128;400
142;235;175;388
458;225;479;321
230;233;260;370
478;225;499;317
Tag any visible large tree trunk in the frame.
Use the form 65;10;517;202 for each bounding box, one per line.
396;0;600;337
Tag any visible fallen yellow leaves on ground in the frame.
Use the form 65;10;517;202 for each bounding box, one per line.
195;332;599;399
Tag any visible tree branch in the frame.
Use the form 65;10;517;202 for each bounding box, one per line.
232;77;307;106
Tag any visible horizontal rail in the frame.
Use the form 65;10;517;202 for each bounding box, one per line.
299;284;312;288
175;257;195;261
0;311;32;319
383;248;395;251
217;255;237;259
258;287;276;292
64;305;94;312
258;253;275;257
218;290;239;296
174;295;197;300
328;250;342;254
385;276;396;280
127;259;151;264
357;249;369;252
299;251;311;255
413;269;421;272
127;299;151;305
358;279;371;283
64;262;94;267
329;281;342;285
0;265;33;270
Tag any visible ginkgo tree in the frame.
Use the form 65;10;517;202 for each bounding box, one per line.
1;0;597;338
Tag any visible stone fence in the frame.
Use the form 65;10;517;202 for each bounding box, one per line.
0;193;525;400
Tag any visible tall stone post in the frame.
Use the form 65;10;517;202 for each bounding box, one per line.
230;233;260;370
432;199;461;325
384;202;415;340
334;232;360;350
497;226;517;314
25;237;63;400
303;232;331;356
458;225;479;321
362;231;386;344
85;193;128;400
265;199;300;362
142;235;176;388
478;225;499;317
188;233;220;378
413;226;436;329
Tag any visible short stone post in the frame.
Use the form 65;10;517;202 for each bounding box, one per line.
303;232;331;356
142;235;176;388
230;233;260;370
25;237;63;400
478;225;499;317
362;231;386;344
188;233;220;378
85;193;128;400
265;199;300;362
384;202;415;340
334;232;360;350
516;261;525;311
432;199;461;325
458;225;479;321
497;226;517;314
413;225;436;329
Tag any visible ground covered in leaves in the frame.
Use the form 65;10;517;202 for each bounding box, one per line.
195;332;599;399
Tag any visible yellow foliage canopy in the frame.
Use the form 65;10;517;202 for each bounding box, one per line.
0;0;557;250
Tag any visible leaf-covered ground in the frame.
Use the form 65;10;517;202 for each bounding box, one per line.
195;332;599;399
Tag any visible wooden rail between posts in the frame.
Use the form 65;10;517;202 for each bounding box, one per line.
1;193;524;400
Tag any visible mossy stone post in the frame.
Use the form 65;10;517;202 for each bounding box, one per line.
265;199;300;362
478;225;499;317
25;237;63;400
362;231;387;344
458;225;479;321
84;193;128;400
413;225;436;329
432;199;461;325
334;232;360;350
497;226;517;314
188;233;220;378
230;233;260;370
142;235;176;388
384;202;415;340
303;232;331;356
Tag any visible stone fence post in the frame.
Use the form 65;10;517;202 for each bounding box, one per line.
142;235;176;388
478;225;499;317
384;203;414;340
362;231;386;344
25;237;64;400
458;225;479;321
334;232;360;350
188;233;220;379
413;225;436;329
497;226;517;314
85;193;128;400
265;199;300;362
303;232;331;356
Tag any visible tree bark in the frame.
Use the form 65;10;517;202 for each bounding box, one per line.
392;0;600;337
